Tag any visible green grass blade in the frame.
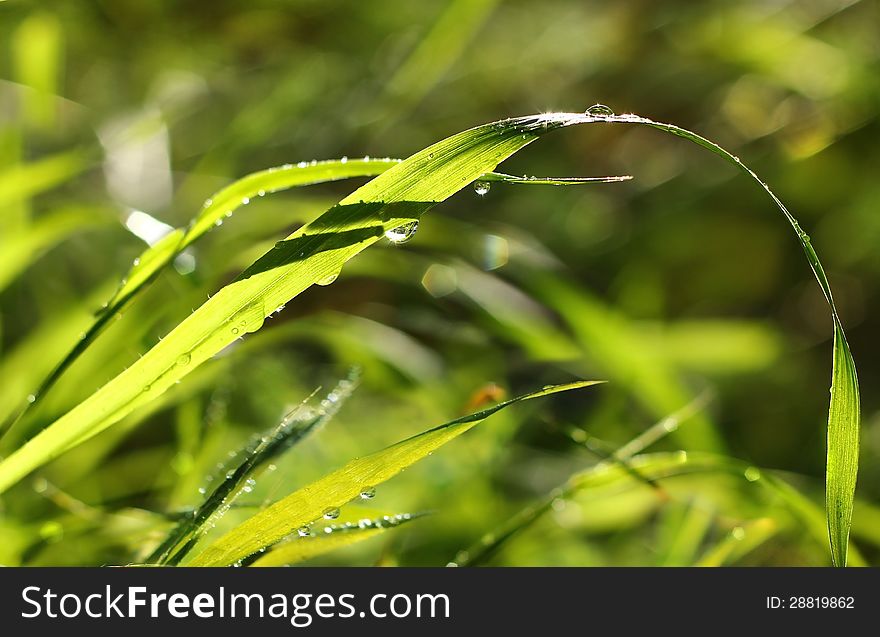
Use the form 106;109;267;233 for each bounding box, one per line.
826;322;860;566
186;380;600;566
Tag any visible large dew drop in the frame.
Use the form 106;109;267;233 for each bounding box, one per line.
384;221;419;244
473;181;491;196
585;104;615;117
316;272;339;286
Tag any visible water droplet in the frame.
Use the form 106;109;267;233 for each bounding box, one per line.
297;526;311;537
198;487;206;495
316;272;338;286
26;394;36;404
744;466;762;482
143;384;152;393
340;156;348;164
359;486;376;500
133;257;140;266
176;353;192;367
358;518;373;529
473;181;491;196
731;526;745;540
231;327;239;335
385;221;419;244
323;507;340;520
241;197;250;205
586;104;615;117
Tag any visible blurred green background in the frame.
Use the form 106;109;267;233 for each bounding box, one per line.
1;0;878;566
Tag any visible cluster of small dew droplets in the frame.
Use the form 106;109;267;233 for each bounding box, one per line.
317;513;414;536
473;181;491;196
385;221;419;244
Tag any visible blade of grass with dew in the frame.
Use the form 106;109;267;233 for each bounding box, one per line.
251;511;426;567
14;158;620;425
185;380;600;566
150;371;359;565
596;111;860;565
0;111;855;565
0;114;616;493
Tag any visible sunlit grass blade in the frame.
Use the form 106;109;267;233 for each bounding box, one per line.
186;380;600;566
149;371;358;565
251;511;426;567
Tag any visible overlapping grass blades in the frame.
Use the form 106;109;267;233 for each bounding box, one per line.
452;451;865;567
0;111;858;565
147;371;359;565
187;381;601;566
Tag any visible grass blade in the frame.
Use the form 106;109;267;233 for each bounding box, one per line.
186;380;600;566
251;511;425;567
